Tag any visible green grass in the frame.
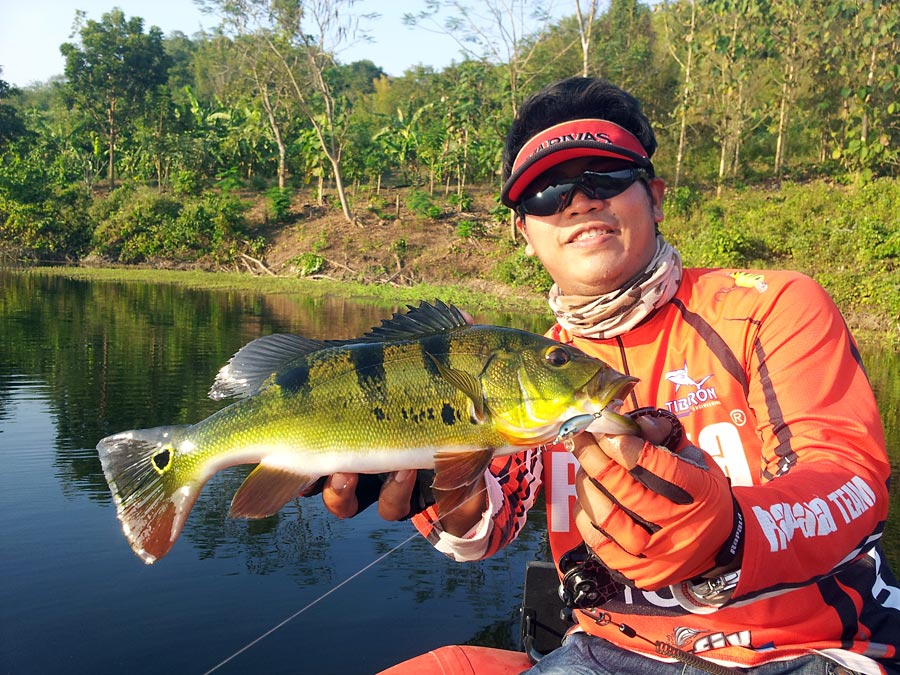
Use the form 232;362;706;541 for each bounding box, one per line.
20;265;549;316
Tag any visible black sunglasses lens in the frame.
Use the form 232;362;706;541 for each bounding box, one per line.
520;169;643;216
581;170;640;197
520;184;576;216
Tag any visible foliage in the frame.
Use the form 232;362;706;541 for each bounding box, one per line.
672;203;769;268
265;186;293;222
90;186;249;263
493;247;553;293
665;185;701;217
455;220;485;239
1;0;898;334
59;9;171;187
0;135;93;259
448;191;474;211
664;177;900;325
405;189;442;219
288;252;326;277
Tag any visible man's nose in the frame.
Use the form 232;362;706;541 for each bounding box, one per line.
564;185;606;212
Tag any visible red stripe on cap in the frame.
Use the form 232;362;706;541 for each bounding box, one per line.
502;119;651;207
512;119;648;173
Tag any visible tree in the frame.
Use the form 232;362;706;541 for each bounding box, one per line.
661;0;698;187
403;0;563;119
574;0;600;77
0;70;29;149
60;9;171;188
694;0;771;193
201;0;374;223
818;0;900;175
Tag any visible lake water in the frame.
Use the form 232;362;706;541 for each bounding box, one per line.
1;270;898;675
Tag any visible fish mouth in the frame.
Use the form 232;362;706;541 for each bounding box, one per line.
585;368;639;409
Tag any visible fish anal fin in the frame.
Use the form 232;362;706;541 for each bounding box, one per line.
230;463;317;519
426;353;486;420
431;449;494;516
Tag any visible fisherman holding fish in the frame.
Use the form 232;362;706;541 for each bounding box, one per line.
326;78;900;674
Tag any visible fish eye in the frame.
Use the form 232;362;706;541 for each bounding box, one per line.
545;346;571;367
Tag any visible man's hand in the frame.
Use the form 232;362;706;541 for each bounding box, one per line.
571;410;743;590
319;470;419;520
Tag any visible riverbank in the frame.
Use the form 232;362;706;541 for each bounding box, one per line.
8;176;899;347
17;263;896;348
19;265;551;317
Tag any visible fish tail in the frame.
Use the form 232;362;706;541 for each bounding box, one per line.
97;425;200;565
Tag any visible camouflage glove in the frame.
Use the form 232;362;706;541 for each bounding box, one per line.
572;408;744;591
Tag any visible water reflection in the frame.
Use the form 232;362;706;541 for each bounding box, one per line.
1;269;897;675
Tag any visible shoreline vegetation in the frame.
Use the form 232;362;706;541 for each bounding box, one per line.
2;5;897;344
19;263;549;316
7;174;899;347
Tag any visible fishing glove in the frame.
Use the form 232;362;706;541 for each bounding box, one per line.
576;408;744;592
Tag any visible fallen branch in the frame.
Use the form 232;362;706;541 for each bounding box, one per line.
240;253;276;276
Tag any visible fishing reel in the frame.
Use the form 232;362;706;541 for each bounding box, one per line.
558;543;624;609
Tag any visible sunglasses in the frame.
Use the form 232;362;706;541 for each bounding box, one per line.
517;168;650;217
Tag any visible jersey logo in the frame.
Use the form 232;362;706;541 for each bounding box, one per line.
729;271;768;292
663;361;720;417
716;271;769;299
665;361;712;391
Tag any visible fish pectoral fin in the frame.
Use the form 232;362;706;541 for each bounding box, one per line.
425;353;486;420
431;449;494;516
229;463;318;519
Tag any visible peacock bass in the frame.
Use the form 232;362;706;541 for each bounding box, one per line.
97;301;638;564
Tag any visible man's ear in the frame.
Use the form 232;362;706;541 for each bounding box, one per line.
648;177;666;224
516;216;536;257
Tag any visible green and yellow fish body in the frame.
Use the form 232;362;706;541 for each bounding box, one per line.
97;301;638;564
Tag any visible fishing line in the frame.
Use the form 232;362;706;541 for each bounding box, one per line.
200;475;501;675
203;421;597;672
201;526;423;675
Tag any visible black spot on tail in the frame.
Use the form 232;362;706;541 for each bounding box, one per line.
152;448;172;474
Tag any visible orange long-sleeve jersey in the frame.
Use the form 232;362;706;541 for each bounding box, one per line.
414;268;899;673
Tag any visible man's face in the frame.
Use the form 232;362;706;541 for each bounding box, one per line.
517;157;665;297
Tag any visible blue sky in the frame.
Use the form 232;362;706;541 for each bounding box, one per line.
0;0;494;88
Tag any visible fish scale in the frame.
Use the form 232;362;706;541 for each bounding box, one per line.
97;300;639;564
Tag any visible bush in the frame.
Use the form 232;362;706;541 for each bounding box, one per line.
406;189;442;219
0;143;93;259
289;252;325;277
455;219;485;239
675;204;768;268
90;187;248;263
493;248;552;293
666;185;701;217
265;187;293;222
172;170;205;197
447;191;474;211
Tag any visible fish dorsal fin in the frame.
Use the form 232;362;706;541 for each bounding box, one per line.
425;352;486;421
209;301;470;400
359;300;470;341
209;333;328;400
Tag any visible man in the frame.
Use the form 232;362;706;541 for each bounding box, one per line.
323;77;899;674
